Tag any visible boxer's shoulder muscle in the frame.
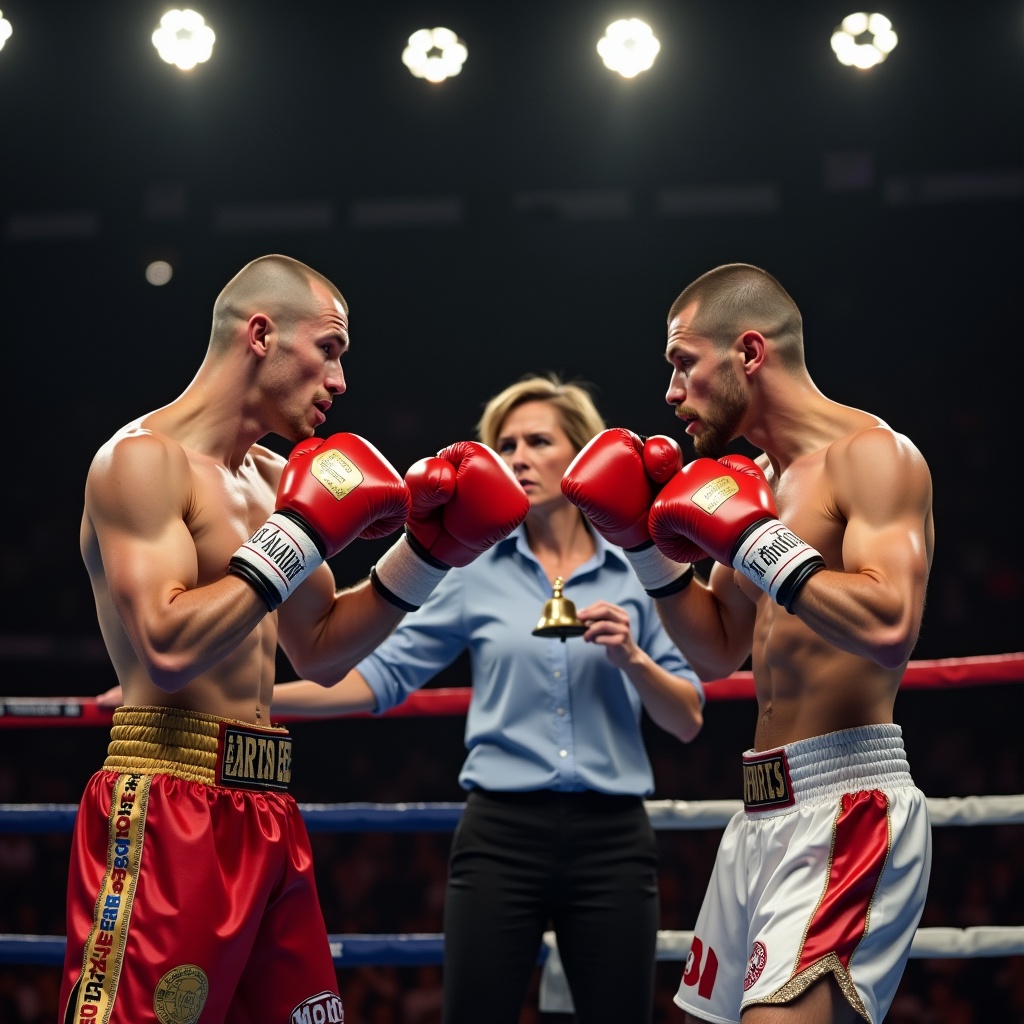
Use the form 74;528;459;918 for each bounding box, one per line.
86;423;192;531
826;424;932;517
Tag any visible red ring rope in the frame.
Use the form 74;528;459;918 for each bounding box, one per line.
0;652;1020;728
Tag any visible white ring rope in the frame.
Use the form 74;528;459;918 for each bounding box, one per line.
3;793;1022;833
644;794;1024;828
645;925;1024;960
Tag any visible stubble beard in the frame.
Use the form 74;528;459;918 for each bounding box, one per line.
277;407;316;445
691;363;748;459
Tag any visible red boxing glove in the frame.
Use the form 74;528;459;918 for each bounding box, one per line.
405;441;530;567
561;428;694;597
371;441;530;611
560;428;681;549
230;433;411;610
649;455;825;612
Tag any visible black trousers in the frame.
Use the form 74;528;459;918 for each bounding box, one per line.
442;788;659;1024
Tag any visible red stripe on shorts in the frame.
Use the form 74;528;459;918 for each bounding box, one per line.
798;789;891;971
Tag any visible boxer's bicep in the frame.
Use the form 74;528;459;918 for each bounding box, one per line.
87;432;198;643
834;430;931;630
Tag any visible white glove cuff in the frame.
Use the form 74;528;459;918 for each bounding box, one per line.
623;543;693;596
730;518;825;612
229;511;324;610
372;533;449;611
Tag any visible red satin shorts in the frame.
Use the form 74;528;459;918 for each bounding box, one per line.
60;707;342;1024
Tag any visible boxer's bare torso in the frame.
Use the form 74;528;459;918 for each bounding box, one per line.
82;412;285;724
738;410;934;750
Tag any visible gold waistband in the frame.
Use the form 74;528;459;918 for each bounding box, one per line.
104;705;291;788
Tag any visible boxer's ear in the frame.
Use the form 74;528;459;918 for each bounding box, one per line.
247;314;274;358
737;331;765;376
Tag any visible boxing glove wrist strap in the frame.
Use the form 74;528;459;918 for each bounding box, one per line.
371;532;449;612
730;518;826;613
228;511;326;612
623;542;694;598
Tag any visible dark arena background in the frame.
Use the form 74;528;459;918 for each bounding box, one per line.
0;1;1021;1021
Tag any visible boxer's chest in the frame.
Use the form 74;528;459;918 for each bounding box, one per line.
771;455;846;570
186;457;277;585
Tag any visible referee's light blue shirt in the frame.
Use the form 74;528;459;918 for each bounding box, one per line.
357;525;703;796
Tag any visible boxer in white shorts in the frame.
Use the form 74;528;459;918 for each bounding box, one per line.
559;263;937;1021
674;724;931;1023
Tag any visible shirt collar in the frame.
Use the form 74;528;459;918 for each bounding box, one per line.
497;521;630;571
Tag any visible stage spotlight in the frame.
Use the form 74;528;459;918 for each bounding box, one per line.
152;9;215;71
597;18;660;78
402;27;468;83
145;261;174;286
831;12;897;69
0;10;12;53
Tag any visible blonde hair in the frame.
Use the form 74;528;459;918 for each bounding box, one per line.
476;373;605;453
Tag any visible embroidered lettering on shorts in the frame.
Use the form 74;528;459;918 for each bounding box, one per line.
218;724;292;791
153;964;209;1024
69;773;151;1024
744;940;768;990
290;990;345;1024
742;749;794;810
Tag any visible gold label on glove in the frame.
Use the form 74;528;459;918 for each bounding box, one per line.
692;475;739;515
311;449;364;500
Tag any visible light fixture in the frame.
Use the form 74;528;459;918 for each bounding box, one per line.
152;9;215;71
402;27;468;83
0;10;12;53
145;261;174;286
831;12;897;69
597;19;660;78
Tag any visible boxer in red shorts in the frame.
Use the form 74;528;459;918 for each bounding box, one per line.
63;254;529;1023
64;711;344;1024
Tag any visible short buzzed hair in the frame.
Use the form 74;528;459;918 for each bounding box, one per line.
209;254;347;351
477;373;606;454
668;263;805;369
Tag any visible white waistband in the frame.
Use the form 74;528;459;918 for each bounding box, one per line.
743;724;915;812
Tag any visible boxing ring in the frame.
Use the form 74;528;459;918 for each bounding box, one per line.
1;652;1021;1015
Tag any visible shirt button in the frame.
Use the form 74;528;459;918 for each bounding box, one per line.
553;670;562;678
556;707;565;716
559;749;568;758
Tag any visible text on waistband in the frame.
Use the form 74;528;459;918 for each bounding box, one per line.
742;750;794;810
219;726;292;790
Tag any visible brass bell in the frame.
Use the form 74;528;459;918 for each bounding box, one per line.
532;577;587;642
